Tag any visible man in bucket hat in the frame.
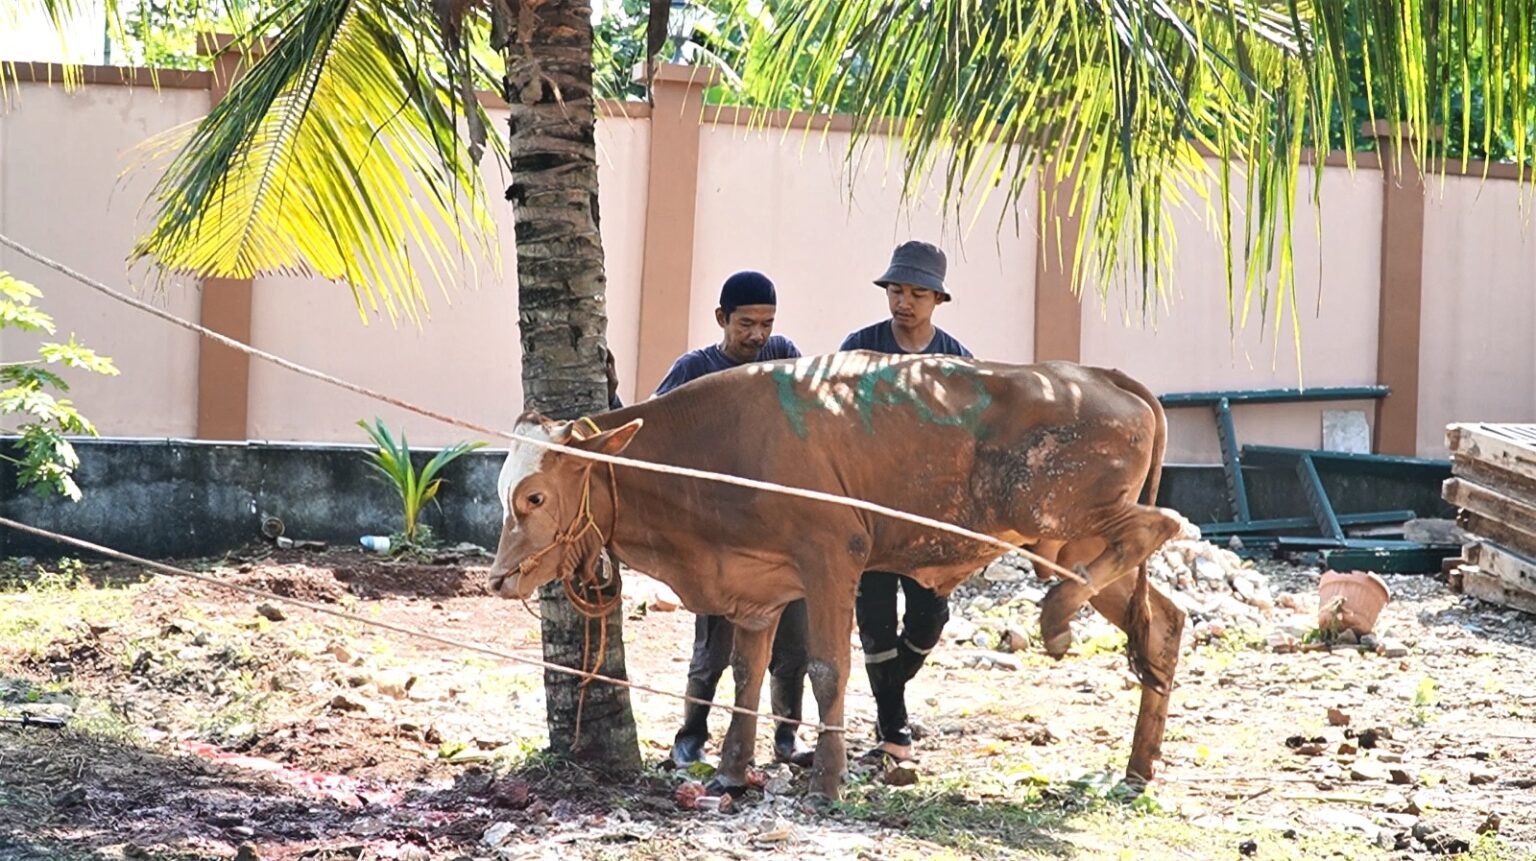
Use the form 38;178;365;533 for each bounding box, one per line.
838;240;973;767
653;270;816;770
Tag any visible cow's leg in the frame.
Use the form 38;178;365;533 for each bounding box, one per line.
710;616;774;796
1039;506;1179;660
1037;538;1101;659
804;584;856;800
1087;568;1184;788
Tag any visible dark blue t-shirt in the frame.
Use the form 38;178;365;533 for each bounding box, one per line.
838;320;972;358
653;335;802;396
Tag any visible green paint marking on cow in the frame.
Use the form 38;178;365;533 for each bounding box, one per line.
771;369;812;439
769;360;992;438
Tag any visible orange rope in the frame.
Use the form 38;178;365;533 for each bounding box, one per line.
516;428;624;748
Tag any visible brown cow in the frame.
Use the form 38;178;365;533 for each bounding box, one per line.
489;352;1184;800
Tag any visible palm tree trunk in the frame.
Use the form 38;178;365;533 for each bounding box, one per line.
503;0;641;775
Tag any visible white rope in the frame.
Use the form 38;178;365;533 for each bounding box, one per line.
0;514;846;733
0;230;1083;584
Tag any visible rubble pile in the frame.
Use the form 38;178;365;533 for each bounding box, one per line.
954;523;1281;650
1145;537;1276;640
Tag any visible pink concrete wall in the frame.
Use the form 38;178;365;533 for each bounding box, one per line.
0;82;207;438
1418;175;1536;457
6;74;1534;462
1080;165;1385;463
242;109;651;446
690;124;1037;366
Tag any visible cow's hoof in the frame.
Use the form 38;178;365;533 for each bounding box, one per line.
1039;579;1085;659
1042;630;1073;660
1116;767;1151;798
1110;776;1148;801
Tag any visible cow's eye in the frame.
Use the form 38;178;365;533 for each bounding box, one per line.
527;492;546;508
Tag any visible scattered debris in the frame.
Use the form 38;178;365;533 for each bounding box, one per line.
1349;760;1391;782
1147;526;1278;630
52;786;88;808
674;780;705;810
4;544;1535;859
328;692;375;713
486;779;531;810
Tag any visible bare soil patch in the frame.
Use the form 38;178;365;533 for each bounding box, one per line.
1;546;1532;860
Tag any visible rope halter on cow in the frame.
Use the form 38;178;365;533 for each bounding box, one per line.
507;416;622;616
507;417;625;745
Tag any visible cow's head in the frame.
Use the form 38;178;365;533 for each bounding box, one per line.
487;413;642;600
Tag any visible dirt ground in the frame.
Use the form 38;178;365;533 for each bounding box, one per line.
1;544;1533;861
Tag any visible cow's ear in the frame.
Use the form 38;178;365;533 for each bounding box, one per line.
571;419;642;456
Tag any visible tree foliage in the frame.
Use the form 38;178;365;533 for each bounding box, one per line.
723;0;1536;341
0;273;119;502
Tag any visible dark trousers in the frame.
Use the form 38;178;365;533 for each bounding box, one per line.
675;599;809;743
856;570;950;748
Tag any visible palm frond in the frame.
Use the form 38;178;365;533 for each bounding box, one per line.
733;0;1536;353
129;0;502;324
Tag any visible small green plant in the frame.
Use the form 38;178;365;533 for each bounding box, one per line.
357;418;485;549
1411;675;1440;726
29;557;86;592
1413;675;1439;707
0;272;118;501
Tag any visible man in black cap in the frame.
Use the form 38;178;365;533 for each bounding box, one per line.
655;270;815;769
839;240;973;765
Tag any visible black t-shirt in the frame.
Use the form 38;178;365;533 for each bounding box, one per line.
653;335;803;396
838;320;972;358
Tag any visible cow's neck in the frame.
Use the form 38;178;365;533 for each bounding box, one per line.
578;393;748;610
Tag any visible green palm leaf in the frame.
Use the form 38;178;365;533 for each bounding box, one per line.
357;417;484;547
732;0;1536;355
127;0;501;324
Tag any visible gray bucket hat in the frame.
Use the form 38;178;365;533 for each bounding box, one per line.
874;240;949;299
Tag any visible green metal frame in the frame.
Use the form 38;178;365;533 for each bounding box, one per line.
1158;387;1451;570
1320;546;1460;574
1159;386;1395;528
1241;445;1452;476
1158;386;1390;407
1198;509;1418;537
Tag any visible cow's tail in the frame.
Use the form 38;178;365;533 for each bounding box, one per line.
1107;369;1171;694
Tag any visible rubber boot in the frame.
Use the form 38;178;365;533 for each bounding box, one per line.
770;673;815;767
864;658;913;750
670;680;714;767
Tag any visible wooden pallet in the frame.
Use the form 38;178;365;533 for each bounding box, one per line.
1445;424;1536;614
1447;423;1536;493
1461;542;1536;614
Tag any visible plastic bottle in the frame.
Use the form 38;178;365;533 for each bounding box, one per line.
360;535;392;553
